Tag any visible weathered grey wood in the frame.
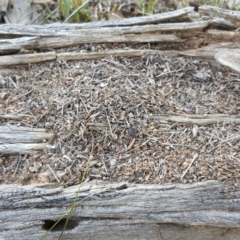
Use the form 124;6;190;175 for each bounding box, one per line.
0;114;31;120
184;42;240;66
0;125;54;154
199;5;240;21
145;114;240;125
0;21;210;53
0;37;42;53
0;125;54;143
180;49;217;59
0;7;194;32
0;35;182;54
179;48;224;67
0;51;56;66
0;6;239;67
210;17;236;29
0;21;210;37
0;180;240;240
0;49;179;66
2;47;240;70
202;42;240;49
204;29;239;43
215;49;240;74
0;125;49;132
0;143;51;154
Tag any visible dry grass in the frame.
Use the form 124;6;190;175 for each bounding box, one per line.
34;0;238;24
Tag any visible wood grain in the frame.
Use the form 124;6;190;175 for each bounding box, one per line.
0;125;54;154
0;180;240;239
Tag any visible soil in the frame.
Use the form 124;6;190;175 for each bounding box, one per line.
0;43;240;187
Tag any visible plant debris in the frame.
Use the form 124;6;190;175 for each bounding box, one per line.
0;49;239;187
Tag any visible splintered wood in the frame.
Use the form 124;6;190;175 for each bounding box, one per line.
0;52;239;186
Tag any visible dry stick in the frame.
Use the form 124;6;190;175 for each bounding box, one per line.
9;90;33;103
13;156;21;177
102;160;109;174
127;138;136;150
102;105;114;139
47;164;60;183
220;134;240;143
0;114;31;120
79;97;89;115
181;153;199;179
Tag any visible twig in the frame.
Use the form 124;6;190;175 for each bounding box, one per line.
127;138;136;150
100;105;114;139
9;90;33;103
0;114;31;120
101;159;108;174
13;155;21;176
220;134;240;143
181;153;199;179
47;164;60;183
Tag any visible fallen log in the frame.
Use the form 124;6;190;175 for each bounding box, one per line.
0;180;240;239
0;21;211;53
0;6;239;73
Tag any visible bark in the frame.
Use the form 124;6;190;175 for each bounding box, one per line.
0;180;240;239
